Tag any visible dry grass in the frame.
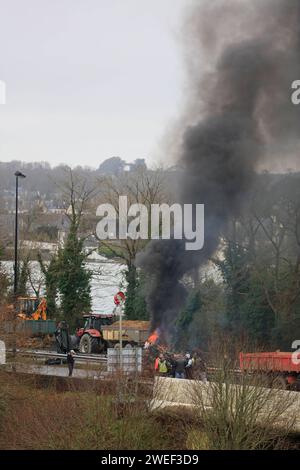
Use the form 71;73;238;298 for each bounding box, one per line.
1;340;299;451
0;370;185;450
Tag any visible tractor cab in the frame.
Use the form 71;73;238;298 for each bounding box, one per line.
77;313;115;338
82;314;114;331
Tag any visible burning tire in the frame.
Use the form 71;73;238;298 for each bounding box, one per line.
79;334;99;354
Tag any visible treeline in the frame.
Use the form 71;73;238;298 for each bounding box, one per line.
175;172;300;351
1;167;300;352
0;157;148;199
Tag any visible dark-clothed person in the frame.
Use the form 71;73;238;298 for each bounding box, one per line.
166;354;176;378
174;355;186;379
67;350;75;377
185;353;194;380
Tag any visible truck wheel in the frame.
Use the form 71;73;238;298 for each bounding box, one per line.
79;334;99;354
114;343;133;349
272;375;287;390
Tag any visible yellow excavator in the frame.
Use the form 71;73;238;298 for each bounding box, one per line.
16;297;47;321
2;297;55;341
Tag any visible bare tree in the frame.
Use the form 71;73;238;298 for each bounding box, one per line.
95;167;168;268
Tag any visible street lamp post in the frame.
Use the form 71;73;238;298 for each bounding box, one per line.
12;170;26;364
13;171;26;297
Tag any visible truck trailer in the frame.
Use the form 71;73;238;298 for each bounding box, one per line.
239;351;300;389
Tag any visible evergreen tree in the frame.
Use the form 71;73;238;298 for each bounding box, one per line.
217;242;274;347
17;256;30;297
124;265;148;320
56;222;92;328
175;291;202;351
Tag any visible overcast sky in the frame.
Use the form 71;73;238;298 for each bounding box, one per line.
0;0;189;168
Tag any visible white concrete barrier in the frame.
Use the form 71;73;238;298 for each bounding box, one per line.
0;340;6;365
152;377;300;433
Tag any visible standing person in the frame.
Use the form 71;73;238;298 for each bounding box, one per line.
154;355;160;374
166;353;176;378
185;353;194;380
67;349;75;377
174;354;186;379
158;354;168;376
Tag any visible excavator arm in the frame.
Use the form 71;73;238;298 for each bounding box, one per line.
17;297;47;321
31;298;47;320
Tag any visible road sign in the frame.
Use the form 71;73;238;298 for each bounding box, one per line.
114;291;125;305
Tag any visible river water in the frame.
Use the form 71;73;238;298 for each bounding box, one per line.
3;254;126;314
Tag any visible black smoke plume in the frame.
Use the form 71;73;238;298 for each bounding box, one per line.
136;0;300;335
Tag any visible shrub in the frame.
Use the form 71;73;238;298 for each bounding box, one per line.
189;342;296;450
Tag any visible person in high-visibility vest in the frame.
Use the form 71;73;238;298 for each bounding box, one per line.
154;356;160;373
158;354;168;375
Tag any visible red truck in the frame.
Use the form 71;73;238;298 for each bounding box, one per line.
239;351;300;390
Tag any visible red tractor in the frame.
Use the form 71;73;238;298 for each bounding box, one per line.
76;313;115;354
55;311;150;355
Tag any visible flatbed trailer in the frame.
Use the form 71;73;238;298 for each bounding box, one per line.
102;320;150;347
239;351;300;389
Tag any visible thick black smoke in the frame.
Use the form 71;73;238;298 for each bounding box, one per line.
136;0;300;335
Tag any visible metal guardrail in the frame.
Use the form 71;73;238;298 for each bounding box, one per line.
207;366;242;374
7;349;107;363
7;352;241;372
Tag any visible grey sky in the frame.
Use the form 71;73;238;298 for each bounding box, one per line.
0;0;188;168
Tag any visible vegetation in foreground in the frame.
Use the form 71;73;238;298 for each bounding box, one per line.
189;343;298;450
0;371;184;450
0;369;299;450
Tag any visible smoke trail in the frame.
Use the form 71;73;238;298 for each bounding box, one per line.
136;0;300;334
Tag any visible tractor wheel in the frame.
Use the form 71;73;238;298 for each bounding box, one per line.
79;334;99;354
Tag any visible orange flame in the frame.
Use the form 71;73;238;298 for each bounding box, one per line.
148;330;159;344
144;329;160;349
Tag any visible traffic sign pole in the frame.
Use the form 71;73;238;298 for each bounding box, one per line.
114;292;125;372
119;302;123;371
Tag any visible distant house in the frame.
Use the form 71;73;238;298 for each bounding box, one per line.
98;157;147;175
